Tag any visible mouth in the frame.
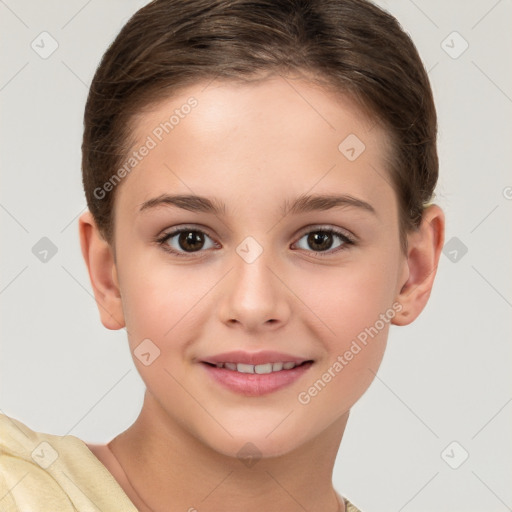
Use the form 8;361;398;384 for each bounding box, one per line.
202;360;313;374
200;357;315;397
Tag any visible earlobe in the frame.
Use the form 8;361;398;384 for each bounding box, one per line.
78;211;125;330
392;204;445;326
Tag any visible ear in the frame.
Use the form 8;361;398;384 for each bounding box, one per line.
78;211;125;330
392;204;445;326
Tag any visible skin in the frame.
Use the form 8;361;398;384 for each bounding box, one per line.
79;74;444;512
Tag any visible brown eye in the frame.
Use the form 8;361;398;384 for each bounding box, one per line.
158;228;216;256
294;228;354;256
177;230;205;252
307;231;334;251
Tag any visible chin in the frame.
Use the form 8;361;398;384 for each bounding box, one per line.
214;437;301;462
198;422;316;462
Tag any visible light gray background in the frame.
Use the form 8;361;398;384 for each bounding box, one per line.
1;1;511;511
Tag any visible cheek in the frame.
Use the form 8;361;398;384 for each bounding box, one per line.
117;262;201;395
293;268;394;422
290;255;397;406
118;254;221;359
296;255;398;345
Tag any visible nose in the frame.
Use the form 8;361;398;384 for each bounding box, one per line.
218;243;291;333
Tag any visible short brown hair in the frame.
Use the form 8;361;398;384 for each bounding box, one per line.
82;0;438;253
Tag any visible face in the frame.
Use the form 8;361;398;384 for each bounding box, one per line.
107;75;408;458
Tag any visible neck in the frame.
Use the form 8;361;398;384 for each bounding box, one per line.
108;391;349;512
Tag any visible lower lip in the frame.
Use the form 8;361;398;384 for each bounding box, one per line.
201;362;313;397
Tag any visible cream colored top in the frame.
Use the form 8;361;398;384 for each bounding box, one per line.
0;413;362;511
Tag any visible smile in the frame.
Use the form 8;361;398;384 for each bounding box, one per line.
205;361;305;373
201;360;314;396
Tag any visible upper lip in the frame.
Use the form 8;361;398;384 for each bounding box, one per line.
201;350;313;366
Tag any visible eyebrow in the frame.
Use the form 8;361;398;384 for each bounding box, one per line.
138;193;377;217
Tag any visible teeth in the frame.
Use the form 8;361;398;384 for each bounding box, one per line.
255;363;273;374
212;361;300;373
237;363;255;374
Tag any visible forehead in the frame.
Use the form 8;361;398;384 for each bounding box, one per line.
115;76;395;221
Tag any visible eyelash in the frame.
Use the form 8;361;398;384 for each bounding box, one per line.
155;225;356;259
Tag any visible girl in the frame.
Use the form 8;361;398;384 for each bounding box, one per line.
1;1;444;510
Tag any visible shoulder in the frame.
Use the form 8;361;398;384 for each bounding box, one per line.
0;412;77;510
0;412;137;512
